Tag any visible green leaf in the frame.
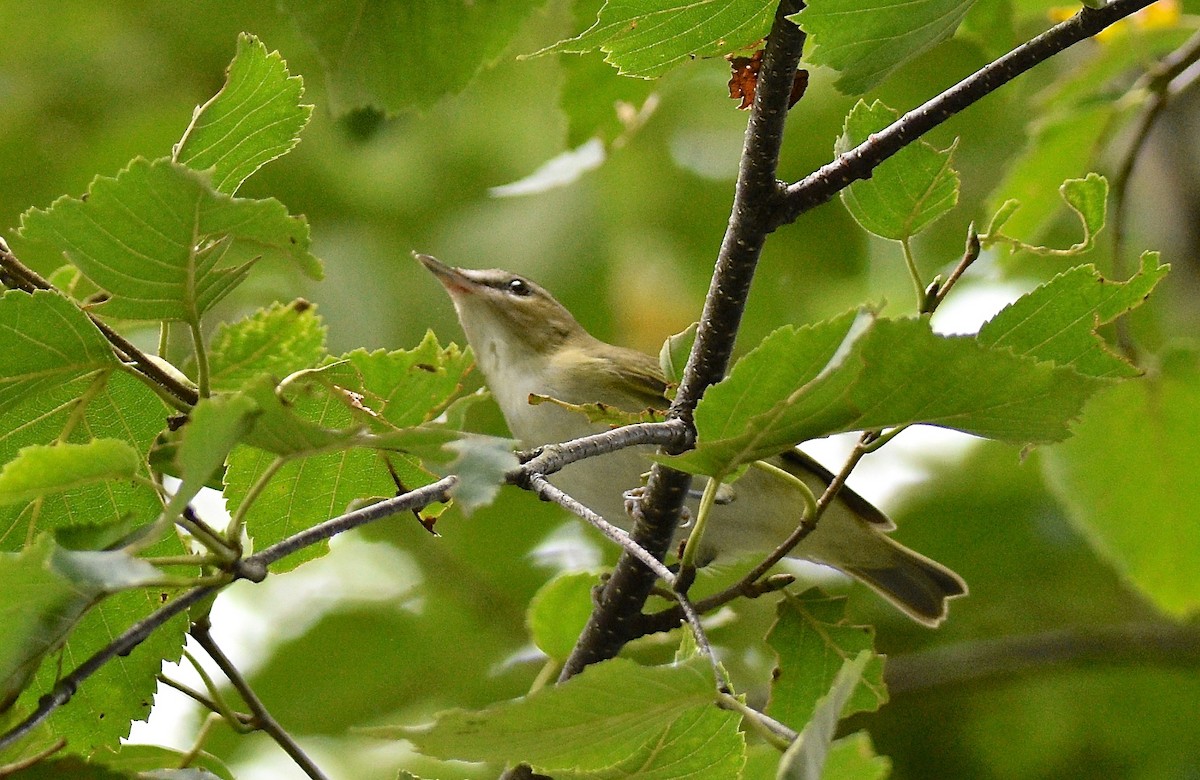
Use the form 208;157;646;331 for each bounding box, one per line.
795;0;977;94
238;370;368;457
558;704;744;779
1061;174;1108;242
539;0;777;78
527;571;602;662
172;33;312;194
94;744;233;780
1043;344;1200;618
230;334;507;515
207;300;327;393
331;332;474;428
0;537;165;714
668;313;1100;476
0;370;167;545
684;308;868;465
437;387;493;430
836;100;959;241
986;199;1020;236
19;157;322;322
0;440;140;506
979;252;1169;379
225;373;396;570
237;332;473;456
441;435;517;514
985;104;1113;243
161;393;260;524
390;657;739;774
984;173;1109;256
224;444;397;572
560;50;658;147
765;592;886;732
224;362;495;567
23;582;188;751
0;536;93;712
660;322;699;387
0;290;118;414
279;0;546;114
821;732;892;780
777;651;872;780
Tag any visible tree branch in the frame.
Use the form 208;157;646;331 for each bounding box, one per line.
774;0;1159;229
526;474;724;687
559;0;808;680
512;419;691;481
192;619;330;780
0;477;455;754
1111;28;1200;282
884;622;1200;695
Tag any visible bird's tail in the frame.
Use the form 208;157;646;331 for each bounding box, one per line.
841;537;967;627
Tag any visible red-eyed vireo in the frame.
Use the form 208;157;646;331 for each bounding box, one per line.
418;254;966;626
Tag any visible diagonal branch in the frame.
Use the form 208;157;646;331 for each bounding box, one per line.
774;0;1159;228
559;0;808;680
0;477;455;754
192;619;330;780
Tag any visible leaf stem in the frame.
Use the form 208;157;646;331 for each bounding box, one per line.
171;650;254;730
716;692;797;750
753;458;817;520
189;319;211;398
227;455;286;547
678;476;722;575
900;237;925;309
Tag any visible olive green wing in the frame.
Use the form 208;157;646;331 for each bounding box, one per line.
589;343;671;412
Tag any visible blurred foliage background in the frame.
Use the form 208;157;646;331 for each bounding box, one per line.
2;1;1198;778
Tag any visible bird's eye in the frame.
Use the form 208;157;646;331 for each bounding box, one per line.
507;278;531;296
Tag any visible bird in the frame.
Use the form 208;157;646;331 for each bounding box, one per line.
417;253;966;626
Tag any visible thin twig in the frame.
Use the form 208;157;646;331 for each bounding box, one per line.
512;419;691;480
775;0;1159;227
927;224;982;314
156;674;254;729
1110;29;1200;355
0;477;455;753
192;619;330;780
526;474;725;688
632;436;873;638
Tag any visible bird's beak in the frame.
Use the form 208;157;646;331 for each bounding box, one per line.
414;252;474;296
